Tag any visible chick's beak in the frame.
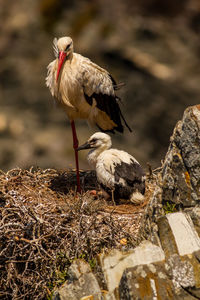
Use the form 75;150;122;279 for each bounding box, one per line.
56;51;67;81
77;141;92;151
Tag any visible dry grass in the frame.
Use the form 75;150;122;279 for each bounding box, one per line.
0;167;147;299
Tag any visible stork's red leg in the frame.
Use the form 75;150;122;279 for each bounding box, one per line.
70;120;81;193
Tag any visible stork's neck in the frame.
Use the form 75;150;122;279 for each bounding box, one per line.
87;144;111;168
66;52;73;62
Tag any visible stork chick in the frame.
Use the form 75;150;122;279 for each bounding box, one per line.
78;132;145;204
46;36;131;193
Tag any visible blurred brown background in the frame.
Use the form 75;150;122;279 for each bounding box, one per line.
1;0;200;172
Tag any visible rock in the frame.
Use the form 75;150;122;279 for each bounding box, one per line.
119;261;175;299
98;240;165;294
53;260;102;300
185;207;200;237
162;105;200;207
119;257;200;300
158;212;200;298
118;212;200;299
158;212;200;257
165;254;198;297
141;105;200;245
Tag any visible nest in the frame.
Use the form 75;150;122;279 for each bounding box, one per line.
0;168;146;299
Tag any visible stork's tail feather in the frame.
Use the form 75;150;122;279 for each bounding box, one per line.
130;191;145;204
115;96;132;132
95;123;115;134
109;74;125;90
119;109;132;132
113;82;125;90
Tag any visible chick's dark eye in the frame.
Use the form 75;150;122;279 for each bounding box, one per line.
90;138;97;143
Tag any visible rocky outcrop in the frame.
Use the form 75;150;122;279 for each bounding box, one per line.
119;211;200;299
142;104;200;240
53;105;200;299
162;105;200;207
99;241;165;295
53;260;102;300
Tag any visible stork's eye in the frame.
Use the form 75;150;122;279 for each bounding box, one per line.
65;43;72;51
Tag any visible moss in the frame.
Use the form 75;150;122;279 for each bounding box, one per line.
163;201;177;214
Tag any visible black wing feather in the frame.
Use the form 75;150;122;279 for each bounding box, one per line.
84;92;131;133
114;159;145;194
83;68;131;133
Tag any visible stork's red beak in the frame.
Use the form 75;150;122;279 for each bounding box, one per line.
56;51;67;82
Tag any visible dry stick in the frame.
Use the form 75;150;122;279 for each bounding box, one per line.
0;169;140;299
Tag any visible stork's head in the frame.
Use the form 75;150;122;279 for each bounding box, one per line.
77;132;112;152
53;36;74;81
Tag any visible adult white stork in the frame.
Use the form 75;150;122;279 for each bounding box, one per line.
46;36;131;193
78;132;145;204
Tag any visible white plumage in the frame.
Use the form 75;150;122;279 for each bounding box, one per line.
78;132;145;204
46;36;131;193
46;36;131;132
